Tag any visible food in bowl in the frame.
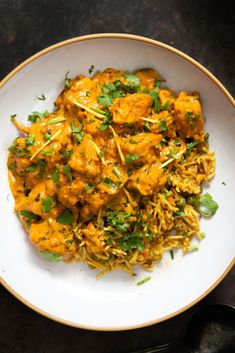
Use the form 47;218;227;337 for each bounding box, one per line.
7;67;218;276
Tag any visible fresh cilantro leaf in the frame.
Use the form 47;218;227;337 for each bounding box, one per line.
185;111;201;121
25;135;35;146
97;94;113;107
173;211;185;217
106;210;131;232
100;112;112;131
41;196;53;213
20;210;40;229
204;133;209;143
102;82;116;93
99;150;105;158
84;183;95;194
36;94;46;101
52;168;59;184
37;159;47;178
159;119;168;132
187;141;198;150
129;138;139;144
71;119;85;144
64;71;71;90
121;235;144;252
149;88;161;113
61;148;73;160
124;72;140;92
26;164;37;172
103;177;121;189
8;161;16;170
88;64;95;74
28;111;49;123
161;100;171;111
44;132;51;141
125;153;140;164
63;165;73;182
10;114;17;121
174;139;181;146
57;209;73;225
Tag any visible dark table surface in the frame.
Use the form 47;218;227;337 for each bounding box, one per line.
0;1;234;353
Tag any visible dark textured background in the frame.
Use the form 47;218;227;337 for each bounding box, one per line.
0;0;234;352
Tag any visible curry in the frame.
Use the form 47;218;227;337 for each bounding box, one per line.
7;68;218;276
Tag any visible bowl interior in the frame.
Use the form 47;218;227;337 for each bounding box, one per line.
0;36;234;330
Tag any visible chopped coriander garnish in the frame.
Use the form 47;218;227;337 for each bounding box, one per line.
103;177;121;189
159;119;168;132
47;117;66;125
129;138;139;144
137;276;151;286
106;210;131;232
170;250;174;260
52;168;59;184
10;114;17;121
173;211;185;217
28;111;49;123
41;196;53;213
61;148;73;160
8;161;16;170
99;150;105;158
161;100;171;111
36;94;46;101
88;64;95;74
37;159;47;178
97;94;113;107
143;121;151;132
57;209;73;225
71;119;85;144
204;133;209;143
20;210;40;229
186;141;198;150
160;138;167;146
63;165;73;182
85;183;95;194
64;71;71;90
222;181;226;186
25;135;35;146
174;139;181;146
39;251;63;262
124;72;140;92
125;153;140;164
44;132;51;141
185;111;201;121
149;88;161;113
26;164;37;172
100;112;112;131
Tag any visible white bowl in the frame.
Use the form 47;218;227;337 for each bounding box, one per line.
0;34;234;331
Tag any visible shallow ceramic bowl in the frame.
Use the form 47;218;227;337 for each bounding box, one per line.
0;34;234;331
